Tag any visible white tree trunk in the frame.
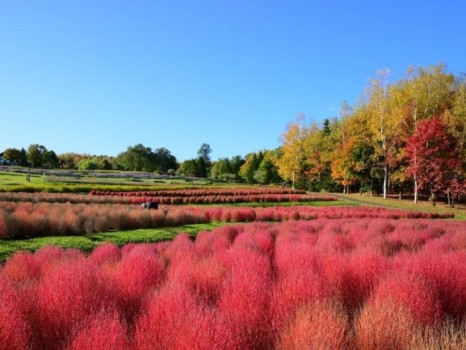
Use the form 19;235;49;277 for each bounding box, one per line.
383;165;388;199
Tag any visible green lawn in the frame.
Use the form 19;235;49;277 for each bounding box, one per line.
330;193;466;220
0;171;45;186
0;222;227;262
205;199;357;208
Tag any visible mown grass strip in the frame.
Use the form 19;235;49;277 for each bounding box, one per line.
0;222;226;262
330;193;466;220
172;200;357;208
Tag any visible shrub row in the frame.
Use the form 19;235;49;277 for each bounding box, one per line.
1;219;465;349
0;192;334;206
129;194;335;205
0;202;454;239
89;188;307;197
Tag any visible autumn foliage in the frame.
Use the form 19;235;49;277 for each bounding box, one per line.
405;115;463;196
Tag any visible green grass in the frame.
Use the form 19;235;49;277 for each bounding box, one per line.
203;199;357;208
0;222;226;262
0;171;45;186
330;193;466;220
0;168;215;192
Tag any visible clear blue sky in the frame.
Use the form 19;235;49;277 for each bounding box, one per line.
1;1;465;161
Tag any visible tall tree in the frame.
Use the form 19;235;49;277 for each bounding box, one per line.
276;115;309;189
210;158;232;181
330;102;357;193
445;79;466;168
256;150;282;185
197;143;212;178
116;144;155;172
401;64;455;202
27;144;47;168
405;116;460;203
239;152;263;184
366;69;395;199
42;150;59;169
154;147;178;173
177;159;199;177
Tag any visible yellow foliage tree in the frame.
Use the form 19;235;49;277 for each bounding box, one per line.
276;115;309;189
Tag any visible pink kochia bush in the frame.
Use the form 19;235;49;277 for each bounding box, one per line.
1;217;466;349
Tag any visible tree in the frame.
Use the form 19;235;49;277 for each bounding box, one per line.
405;116;460;203
276;115;309;189
303;119;341;192
176;159;199;177
210;158;233;181
196;143;212;178
58;153;87;169
115;144;156;172
445;79;466;169
256;150;282;185
78;159;99;170
27;144;47;168
230;155;245;175
366;69;396;199
400;64;455;202
330;102;358;193
239;152;263;184
2;148;22;165
154;147;178;173
42;150;59;169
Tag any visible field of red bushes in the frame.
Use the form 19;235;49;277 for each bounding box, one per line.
0;200;453;239
1;218;466;349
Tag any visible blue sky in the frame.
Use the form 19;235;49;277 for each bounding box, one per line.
1;1;465;161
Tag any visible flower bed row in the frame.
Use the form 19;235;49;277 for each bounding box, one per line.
130;194;336;205
0;192;335;206
89;188;308;197
1;218;465;349
0;201;455;239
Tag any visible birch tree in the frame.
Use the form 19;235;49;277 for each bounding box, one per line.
277;115;309;189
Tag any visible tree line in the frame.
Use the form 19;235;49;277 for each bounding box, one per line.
1;142;283;185
277;64;465;203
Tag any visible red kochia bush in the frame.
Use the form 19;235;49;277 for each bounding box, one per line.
278;300;349;350
113;245;165;325
403;252;466;321
2;251;40;283
134;281;229;350
0;274;31;350
66;310;130;350
355;299;422;350
91;242;122;265
36;259;115;349
372;272;442;326
218;246;274;349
